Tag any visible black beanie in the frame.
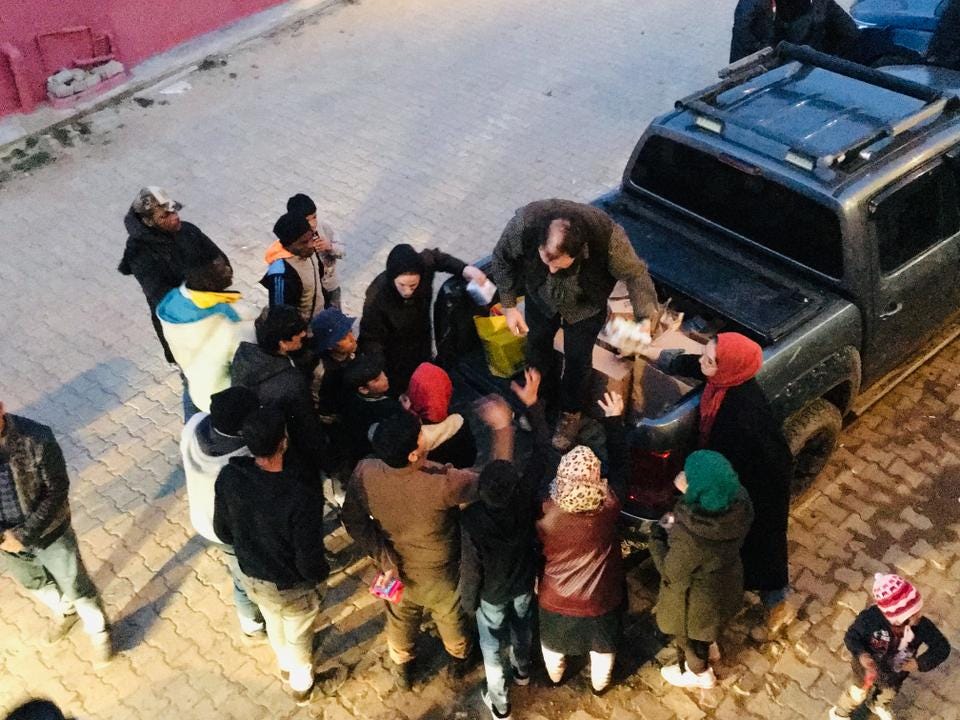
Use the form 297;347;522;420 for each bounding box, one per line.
272;212;312;247
209;387;260;435
386;244;425;280
478;460;520;508
372;412;422;468
242;406;287;458
342;353;385;391
255;305;307;351
287;193;317;217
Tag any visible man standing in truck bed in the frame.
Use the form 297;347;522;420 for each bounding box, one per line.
490;199;658;450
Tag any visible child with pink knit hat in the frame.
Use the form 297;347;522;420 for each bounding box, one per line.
829;573;950;720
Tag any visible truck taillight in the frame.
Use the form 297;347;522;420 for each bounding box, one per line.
626;448;683;519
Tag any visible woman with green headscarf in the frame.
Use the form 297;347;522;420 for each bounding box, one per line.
650;450;754;689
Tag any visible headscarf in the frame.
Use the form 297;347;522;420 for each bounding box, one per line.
683;450;742;513
386;244;425;280
550;445;607;513
698;332;763;447
405;362;453;423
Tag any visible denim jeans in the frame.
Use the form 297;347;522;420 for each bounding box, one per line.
180;371;200;423
1;526;106;634
221;546;264;632
476;592;534;712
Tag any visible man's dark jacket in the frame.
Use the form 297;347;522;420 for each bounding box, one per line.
118;209;227;362
358;248;467;393
213;456;329;589
730;0;860;62
461;476;537;608
930;0;960;70
0;415;71;548
230;341;337;478
490;199;658;325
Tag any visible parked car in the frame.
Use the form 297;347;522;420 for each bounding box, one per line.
851;0;945;54
435;43;960;541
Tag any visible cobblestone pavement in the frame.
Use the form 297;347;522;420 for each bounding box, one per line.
1;0;958;718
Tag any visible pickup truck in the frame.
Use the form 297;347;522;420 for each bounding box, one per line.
434;43;960;529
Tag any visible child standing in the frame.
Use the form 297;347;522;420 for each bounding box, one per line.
287;193;344;309
829;573;950;720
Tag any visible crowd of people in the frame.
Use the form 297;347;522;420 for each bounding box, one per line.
0;182;949;720
4;3;960;714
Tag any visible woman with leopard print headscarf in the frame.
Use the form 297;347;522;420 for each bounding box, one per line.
536;409;625;695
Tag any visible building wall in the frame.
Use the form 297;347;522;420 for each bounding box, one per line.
0;0;284;117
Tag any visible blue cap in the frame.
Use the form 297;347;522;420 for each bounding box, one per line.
310;308;355;352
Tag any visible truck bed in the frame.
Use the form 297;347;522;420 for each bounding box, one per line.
598;192;841;345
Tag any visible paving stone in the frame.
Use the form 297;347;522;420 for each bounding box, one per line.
658;693;706;720
773;648;820;688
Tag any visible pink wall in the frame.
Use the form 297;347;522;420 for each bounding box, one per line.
0;0;285;118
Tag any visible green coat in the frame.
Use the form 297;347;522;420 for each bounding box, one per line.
649;490;754;641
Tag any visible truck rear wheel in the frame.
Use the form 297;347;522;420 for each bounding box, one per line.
783;398;842;496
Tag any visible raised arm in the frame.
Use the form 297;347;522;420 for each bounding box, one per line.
607;225;658;321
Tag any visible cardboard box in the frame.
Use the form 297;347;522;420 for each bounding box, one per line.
554;330;633;412
649;328;706;355
632;359;697;418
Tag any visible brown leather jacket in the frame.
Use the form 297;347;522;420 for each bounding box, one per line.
536;490;624;617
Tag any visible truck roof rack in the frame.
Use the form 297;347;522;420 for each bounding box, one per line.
675;43;959;172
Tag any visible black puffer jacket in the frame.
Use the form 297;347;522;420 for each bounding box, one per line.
730;0;860;62
230;342;336;479
358;248;466;393
118;209;227;362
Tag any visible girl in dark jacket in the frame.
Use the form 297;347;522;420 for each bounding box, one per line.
358;244;484;394
536;392;626;694
651;450;754;689
645;332;795;624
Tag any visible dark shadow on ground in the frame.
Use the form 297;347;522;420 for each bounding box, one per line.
14;358;138;439
112;536;206;651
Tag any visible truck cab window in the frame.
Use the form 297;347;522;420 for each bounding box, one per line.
872;162;960;274
630;136;844;279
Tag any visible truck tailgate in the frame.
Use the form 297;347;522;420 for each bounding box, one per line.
601;194;841;344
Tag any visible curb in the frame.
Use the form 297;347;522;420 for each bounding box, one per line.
0;0;346;156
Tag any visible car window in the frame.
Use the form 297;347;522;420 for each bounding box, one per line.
630;136;844;278
872;161;960;274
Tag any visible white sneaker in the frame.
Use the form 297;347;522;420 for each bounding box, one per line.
869;704;894;720
481;689;513;720
828;708;851;720
660;664;716;689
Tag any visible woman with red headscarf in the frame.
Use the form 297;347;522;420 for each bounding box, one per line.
644;332;794;631
402;362;477;469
